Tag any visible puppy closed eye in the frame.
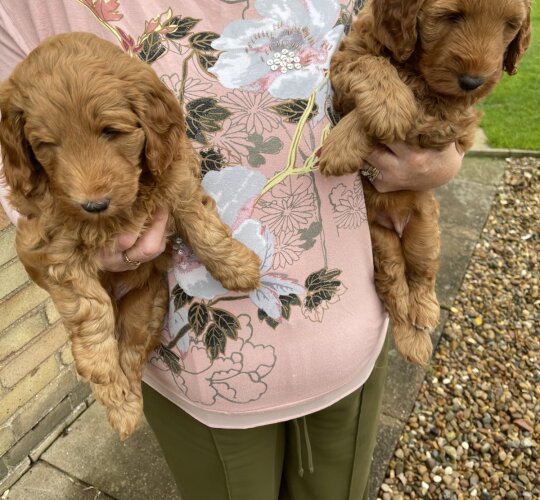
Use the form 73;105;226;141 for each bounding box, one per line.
442;11;464;23
506;18;522;31
101;127;124;140
33;140;57;151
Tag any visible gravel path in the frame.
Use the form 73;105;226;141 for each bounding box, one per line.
378;157;539;500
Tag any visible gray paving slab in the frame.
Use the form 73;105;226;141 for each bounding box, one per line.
381;342;426;423
435;178;497;307
41;403;180;500
6;461;113;500
456;156;506;186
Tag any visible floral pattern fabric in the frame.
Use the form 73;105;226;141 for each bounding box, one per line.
0;0;386;427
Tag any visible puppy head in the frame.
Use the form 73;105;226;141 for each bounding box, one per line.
0;33;185;220
371;0;531;99
416;0;531;98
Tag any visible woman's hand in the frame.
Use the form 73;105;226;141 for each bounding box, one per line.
99;209;169;272
364;141;464;193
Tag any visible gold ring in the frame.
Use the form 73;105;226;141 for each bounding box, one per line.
360;164;380;183
122;250;141;268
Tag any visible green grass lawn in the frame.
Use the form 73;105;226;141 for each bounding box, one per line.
479;2;540;150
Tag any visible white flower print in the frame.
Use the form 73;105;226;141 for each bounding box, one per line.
272;232;305;269
221;90;281;135
259;176;315;235
207;119;253;164
160;74;216;102
209;0;344;99
183;77;216;101
246;225;304;320
160;73;181;94
329;175;367;231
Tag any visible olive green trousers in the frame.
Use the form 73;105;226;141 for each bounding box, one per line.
142;334;389;500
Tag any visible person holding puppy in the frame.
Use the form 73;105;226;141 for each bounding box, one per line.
0;0;462;498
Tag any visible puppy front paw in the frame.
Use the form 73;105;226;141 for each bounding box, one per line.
213;241;261;292
319;142;360;177
319;113;369;177
359;86;417;142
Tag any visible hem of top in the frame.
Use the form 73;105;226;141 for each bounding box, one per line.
143;315;389;429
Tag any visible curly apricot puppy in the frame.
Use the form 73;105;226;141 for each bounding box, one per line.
319;0;531;365
0;33;261;439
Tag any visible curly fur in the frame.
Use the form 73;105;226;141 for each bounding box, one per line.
319;0;531;365
0;33;261;438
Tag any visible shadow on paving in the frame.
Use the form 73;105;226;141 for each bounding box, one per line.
5;155;507;500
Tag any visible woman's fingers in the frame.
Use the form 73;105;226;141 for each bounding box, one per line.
364;141;464;193
99;209;169;272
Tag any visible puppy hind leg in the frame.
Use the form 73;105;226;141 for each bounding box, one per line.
402;194;441;336
318;113;371;177
48;279;122;385
369;223;421;364
107;275;168;440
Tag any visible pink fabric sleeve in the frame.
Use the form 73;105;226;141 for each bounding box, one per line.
0;3;29;225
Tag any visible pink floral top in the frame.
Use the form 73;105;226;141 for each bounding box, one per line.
0;0;388;428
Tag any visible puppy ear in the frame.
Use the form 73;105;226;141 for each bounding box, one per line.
504;1;532;75
126;66;186;178
0;81;47;207
372;0;425;62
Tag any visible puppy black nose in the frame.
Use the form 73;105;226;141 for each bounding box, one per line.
458;74;485;91
81;199;110;213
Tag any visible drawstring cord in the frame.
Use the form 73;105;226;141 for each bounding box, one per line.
293;419;304;477
293;416;315;478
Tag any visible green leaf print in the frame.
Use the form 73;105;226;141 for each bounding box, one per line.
247;134;284;167
138;32;166;63
271;99;319;124
205;324;227;360
197;52;219;75
164;16;201;39
280;294;301;321
298;221;323;251
189;32;219;52
304;269;342;311
186;98;232;144
188;303;210;336
258;309;280;330
257;294;301;328
200;148;225;177
212;309;240;340
172;284;193;311
327;105;341;127
157;344;181;374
